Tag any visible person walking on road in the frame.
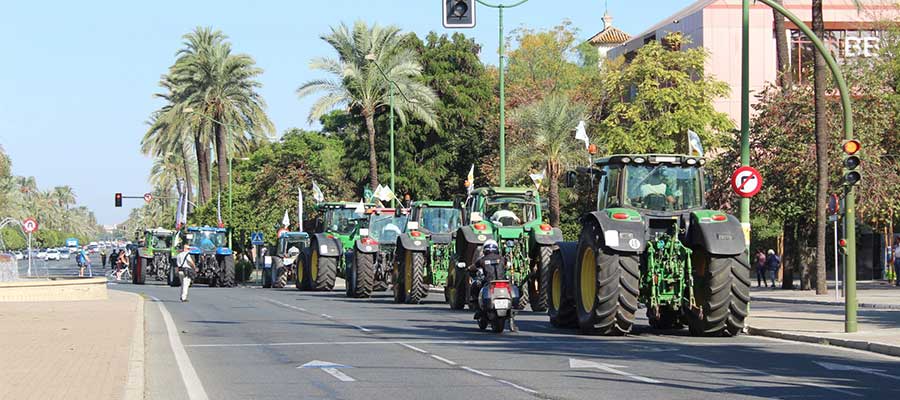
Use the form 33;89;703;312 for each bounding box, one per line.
115;249;128;280
755;250;769;287
893;242;900;287
176;243;196;302
766;249;781;289
76;248;92;277
100;247;107;268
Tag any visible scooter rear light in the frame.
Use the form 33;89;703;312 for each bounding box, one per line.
489;281;511;295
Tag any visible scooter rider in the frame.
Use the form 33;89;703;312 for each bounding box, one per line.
467;239;518;331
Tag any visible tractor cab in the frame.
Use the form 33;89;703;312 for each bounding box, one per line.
407;201;461;243
276;231;310;257
315;202;373;249
186;226;230;255
359;208;408;245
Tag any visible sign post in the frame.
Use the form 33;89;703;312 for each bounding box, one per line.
827;194;841;301
251;232;264;286
22;217;38;277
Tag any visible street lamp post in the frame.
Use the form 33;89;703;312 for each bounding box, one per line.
365;54;417;207
475;0;529;188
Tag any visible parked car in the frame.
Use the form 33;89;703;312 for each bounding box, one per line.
13;251;23;260
45;249;61;261
60;248;71;259
37;249;48;259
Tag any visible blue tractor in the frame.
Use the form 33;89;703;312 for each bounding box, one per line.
181;226;235;287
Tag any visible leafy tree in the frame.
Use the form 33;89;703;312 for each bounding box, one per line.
600;33;733;154
506;21;585;106
297;21;439;190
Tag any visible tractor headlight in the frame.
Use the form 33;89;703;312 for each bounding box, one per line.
506;240;515;248
633;157;646;164
621;157;632;163
686;158;698;165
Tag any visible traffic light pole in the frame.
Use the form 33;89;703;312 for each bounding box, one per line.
751;0;857;332
476;0;529;188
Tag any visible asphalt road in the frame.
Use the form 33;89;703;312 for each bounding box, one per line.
113;282;900;400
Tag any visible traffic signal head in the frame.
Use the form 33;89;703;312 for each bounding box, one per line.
841;140;862;187
443;0;475;28
115;193;122;207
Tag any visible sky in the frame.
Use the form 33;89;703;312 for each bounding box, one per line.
0;0;696;225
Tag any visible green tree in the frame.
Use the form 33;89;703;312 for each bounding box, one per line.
510;95;587;227
600;33;733;154
297;21;439;190
143;99;197;207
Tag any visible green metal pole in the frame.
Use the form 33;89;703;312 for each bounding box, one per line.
757;0;857;332
498;5;506;187
390;84;395;208
740;0;750;227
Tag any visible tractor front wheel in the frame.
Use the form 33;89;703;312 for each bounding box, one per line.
348;251;374;298
446;261;467;310
220;255;235;288
688;251;751;337
574;222;639;335
310;245;337;291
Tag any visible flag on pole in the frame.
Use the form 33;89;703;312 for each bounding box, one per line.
575;120;590;150
311;181;325;203
298;188;304;232
175;192;184;230
466;164;475;195
180;191;188;227
282;209;290;228
529;169;546;190
216;192;224;228
688;130;704;157
354;198;366;214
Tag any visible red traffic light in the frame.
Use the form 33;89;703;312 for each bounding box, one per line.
842;140;861;155
114;193;123;207
839;238;847;247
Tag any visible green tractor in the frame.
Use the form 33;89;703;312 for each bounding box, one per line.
304;202;372;291
548;154;750;336
344;208;407;298
446;187;562;311
262;231;310;289
133;228;175;285
393;201;462;304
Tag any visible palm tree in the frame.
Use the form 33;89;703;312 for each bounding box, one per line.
510;95;587;227
170;27;274;200
52;186;76;209
143;97;198;205
773;0;791;89
297;21;439;189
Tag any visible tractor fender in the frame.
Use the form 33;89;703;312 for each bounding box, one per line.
583;211;646;253
355;240;379;254
531;227;564;246
311;233;342;257
689;213;746;256
398;234;428;252
457;226;493;246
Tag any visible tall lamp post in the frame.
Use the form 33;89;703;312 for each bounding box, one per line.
365;53;417;207
475;0;529;187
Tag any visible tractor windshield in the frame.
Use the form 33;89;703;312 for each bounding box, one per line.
623;164;703;211
369;214;408;243
324;208;359;235
419;207;461;234
190;231;226;251
150;235;171;249
485;196;537;227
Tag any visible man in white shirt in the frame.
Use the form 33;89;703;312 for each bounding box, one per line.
176;243;196;302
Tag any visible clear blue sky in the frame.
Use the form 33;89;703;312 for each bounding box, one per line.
0;0;694;225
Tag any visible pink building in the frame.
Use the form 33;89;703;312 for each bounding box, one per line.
605;0;900;123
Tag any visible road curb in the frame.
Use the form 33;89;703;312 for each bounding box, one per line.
746;326;900;358
123;292;146;400
751;296;900;310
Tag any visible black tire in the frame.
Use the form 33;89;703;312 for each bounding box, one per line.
393;247;407;304
221;255;235;288
309;243;337;291
168;263;181;287
264;257;278;289
688;251;751;337
405;251;427;304
574;222;640;335
478;317;488;330
446;262;467;310
517;282;530;310
548;247;578;328
648;307;682;330
491;317;505;333
374;278;389;292
348;250;374;298
275;264;290;289
528;245;552;312
133;258;146;285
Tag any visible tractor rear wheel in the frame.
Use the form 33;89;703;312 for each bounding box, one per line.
446;261;466;310
405;251;427;304
295;254;309;290
220;255;235;288
548;247;577;328
528;245;553;312
393;251;407;304
168;263;181;287
266;258;279;289
275;265;290;289
688;251;750;337
310;247;337;291
348;251;374;298
574;222;639;335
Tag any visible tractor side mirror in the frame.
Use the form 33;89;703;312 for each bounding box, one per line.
453;197;462;210
564;171;578;188
407;221;419;231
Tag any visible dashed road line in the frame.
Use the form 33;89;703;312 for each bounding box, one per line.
352;324;372;332
497;379;540;394
430;354;457;365
461;366;492;377
678;355;720;364
400;343;428;353
150;295;210;400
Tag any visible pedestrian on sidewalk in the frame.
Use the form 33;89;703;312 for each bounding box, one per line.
766;249;781;289
755;250;769;287
176;243;196;302
100;247;107;268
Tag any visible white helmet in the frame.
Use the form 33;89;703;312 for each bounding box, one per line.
288;246;301;256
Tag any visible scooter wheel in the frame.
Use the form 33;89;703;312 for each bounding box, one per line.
477;317;488;330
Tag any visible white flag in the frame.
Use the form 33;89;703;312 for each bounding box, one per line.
216;191;223;227
377;185;396;202
575;120;589;149
688;130;704;157
466;164;475;195
529;169;546;190
312;181;325;203
282;209;290;228
175;192;184;229
298;188;304;232
354;198;366;214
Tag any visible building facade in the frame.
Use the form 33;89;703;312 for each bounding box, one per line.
606;0;900;123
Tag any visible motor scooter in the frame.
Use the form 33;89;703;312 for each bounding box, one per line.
458;262;518;333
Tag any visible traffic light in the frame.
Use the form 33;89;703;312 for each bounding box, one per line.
115;193;122;207
841;139;861;187
838;238;848;255
443;0;476;28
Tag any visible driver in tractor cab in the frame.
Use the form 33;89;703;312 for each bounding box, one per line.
490;205;520;227
286;246;301;265
640;171;676;210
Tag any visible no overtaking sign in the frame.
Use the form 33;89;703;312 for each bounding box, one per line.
730;166;762;198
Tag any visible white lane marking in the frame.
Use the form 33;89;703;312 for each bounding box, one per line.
569;358;661;384
815;361;900;381
150;295;210;400
321;313;333;319
678;355;720;364
497;379;539;394
430;354;457;365
461;366;492;377
185;338;612;348
728;364;862;397
353;325;372;332
399;343;428;353
322;368;355;382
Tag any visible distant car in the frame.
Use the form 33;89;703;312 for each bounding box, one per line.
13;251;23;260
45;249;60;261
37;249;48;259
60;249;71;259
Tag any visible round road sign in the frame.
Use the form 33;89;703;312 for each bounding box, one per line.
22;217;39;234
730;166;763;198
827;193;840;216
143;193;153;203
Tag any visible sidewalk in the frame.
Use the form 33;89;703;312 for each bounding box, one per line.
0;290;144;400
751;280;900;309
